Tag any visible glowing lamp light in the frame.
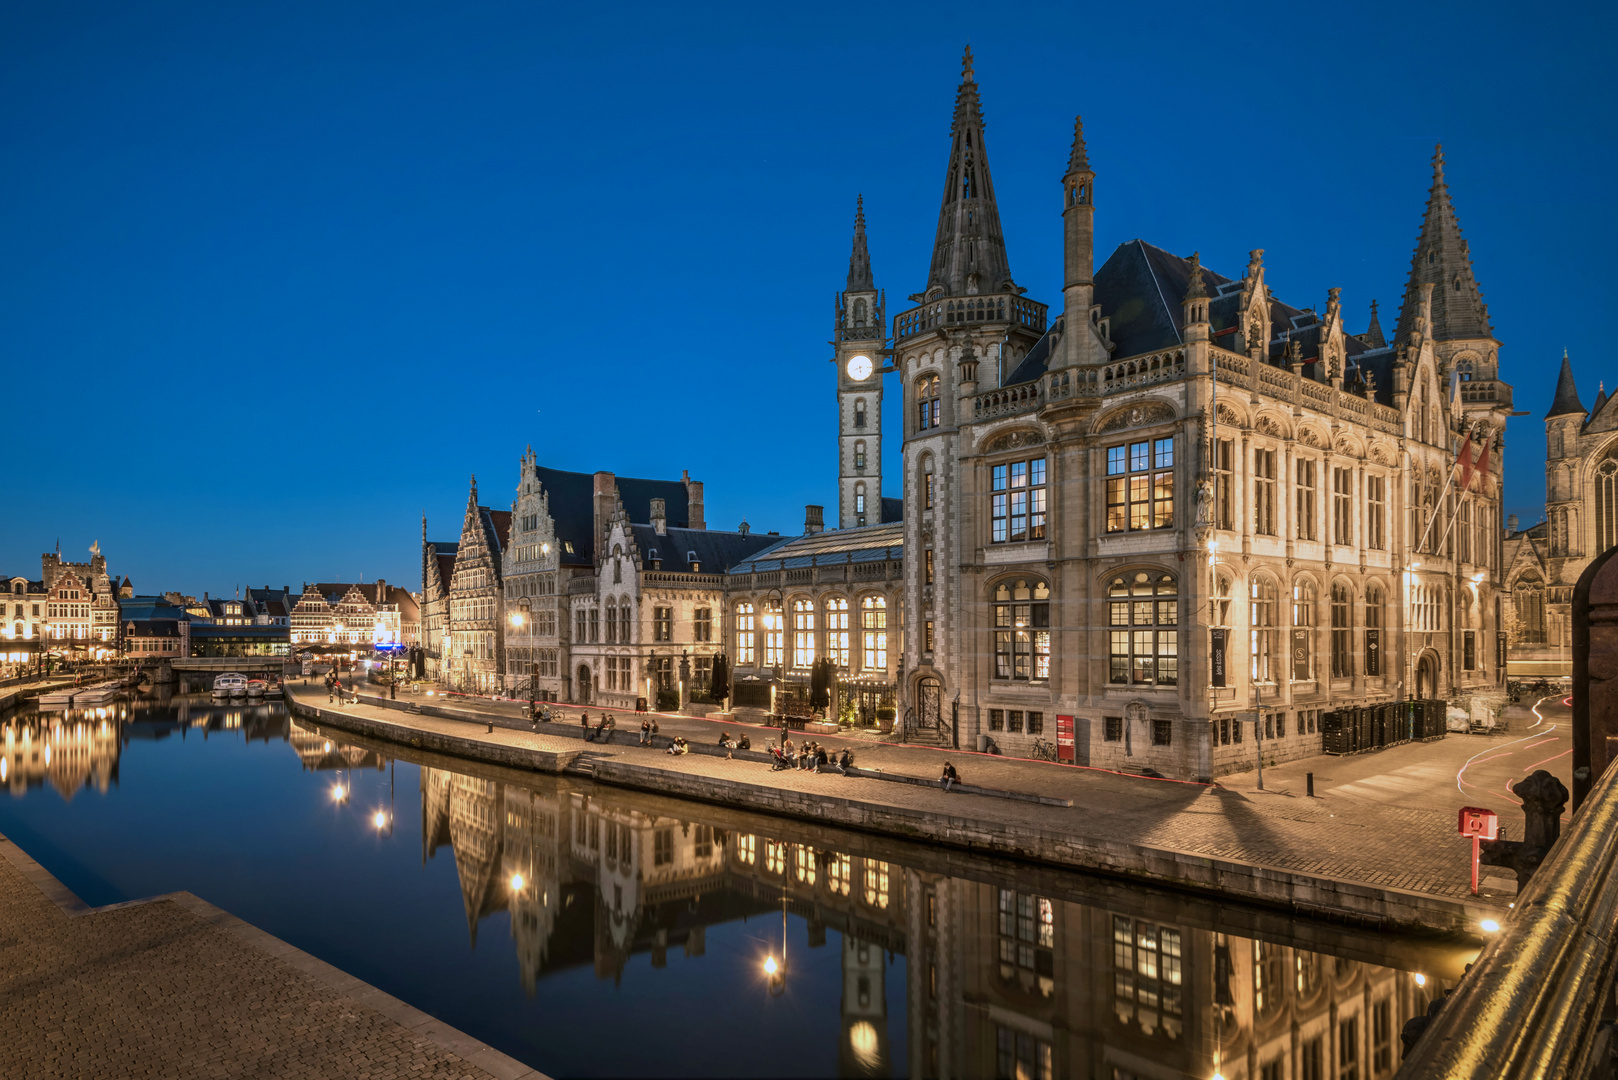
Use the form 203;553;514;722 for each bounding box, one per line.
1;758;7;781
1414;973;1427;987
1480;919;1501;933
373;811;388;829
510;873;525;891
331;783;347;802
509;613;525;627
541;543;550;555
1471;572;1485;584
324;742;332;752
763;955;778;976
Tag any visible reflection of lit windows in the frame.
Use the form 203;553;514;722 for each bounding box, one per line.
827;853;851;896
736;834;756;865
793;846;816;885
1111;915;1182;1037
692;824;713;860
862;861;889;908
1255;940;1286;1019
998;889;1055;996
653;828;673;867
765;841;785;875
995;1027;1052;1080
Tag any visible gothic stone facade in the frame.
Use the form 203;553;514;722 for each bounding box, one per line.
843;52;1511;779
1501;355;1618;677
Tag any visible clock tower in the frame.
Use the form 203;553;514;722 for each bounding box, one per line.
835;196;886;528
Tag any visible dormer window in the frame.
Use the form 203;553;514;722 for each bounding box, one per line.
687;551;700;572
648;548;661;570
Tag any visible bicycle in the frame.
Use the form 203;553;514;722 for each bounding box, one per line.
1030;737;1058;762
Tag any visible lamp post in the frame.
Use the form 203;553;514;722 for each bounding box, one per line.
763;584;784;724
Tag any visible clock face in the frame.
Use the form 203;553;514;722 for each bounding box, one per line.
846;355;873;381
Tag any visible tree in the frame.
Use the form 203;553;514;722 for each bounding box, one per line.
708;653;730;704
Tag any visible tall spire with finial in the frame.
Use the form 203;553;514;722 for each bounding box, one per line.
847;194;873;291
1395;144;1492;346
1066;114;1089;174
1547;350;1586;418
1361;299;1386;348
924;46;1013;298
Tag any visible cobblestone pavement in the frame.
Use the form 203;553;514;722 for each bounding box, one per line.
294;684;1546;905
0;833;541;1079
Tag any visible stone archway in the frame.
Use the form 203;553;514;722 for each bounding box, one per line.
1416;652;1441;699
577;665;592;705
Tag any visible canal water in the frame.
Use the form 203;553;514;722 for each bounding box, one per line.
1;692;1471;1078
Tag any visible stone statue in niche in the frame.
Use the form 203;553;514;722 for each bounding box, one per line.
1196;477;1215;527
1125;702;1150;723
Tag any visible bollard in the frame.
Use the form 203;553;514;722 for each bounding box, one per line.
1306;772;1315;797
486;722;494;734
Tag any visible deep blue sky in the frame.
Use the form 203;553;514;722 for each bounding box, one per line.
3;1;1611;597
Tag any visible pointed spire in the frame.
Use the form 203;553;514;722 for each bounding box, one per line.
1547;350;1586;418
1362;299;1386;348
1395;144;1492;346
1591;379;1609;419
925;47;1013;298
846;194;873;291
1066;115;1089;175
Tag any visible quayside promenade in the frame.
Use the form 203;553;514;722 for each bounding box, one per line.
285;683;1574;935
0;829;545;1080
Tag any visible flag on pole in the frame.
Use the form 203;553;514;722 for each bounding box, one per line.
1456;433;1476;491
1471;439;1492;492
1448;369;1461;411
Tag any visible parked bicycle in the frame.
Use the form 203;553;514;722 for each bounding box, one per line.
1030;737;1058;762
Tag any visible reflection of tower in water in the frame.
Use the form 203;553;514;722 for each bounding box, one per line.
840;933;890;1078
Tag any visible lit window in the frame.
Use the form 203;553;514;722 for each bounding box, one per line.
763;599;783;667
826;598;849;667
861;597;887;670
917;374;941;431
991;457;1047;542
792;599;814;668
1107;573;1177;686
735;602;755;664
1106;440;1173;533
993;579;1051;681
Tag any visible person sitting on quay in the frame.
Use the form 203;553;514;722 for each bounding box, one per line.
737;733;751;751
940;761;960;792
837;747;854;775
592;713;615;742
640;718;653;746
717;732;736;750
666;736;689;756
813;744;830;773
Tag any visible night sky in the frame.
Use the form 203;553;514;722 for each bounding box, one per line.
3;1;1611;598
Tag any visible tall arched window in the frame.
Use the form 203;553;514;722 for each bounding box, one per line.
1251;578;1277;682
1330;584;1352;678
996;578;1053;682
854;440;866;470
861;596;887;670
763;599;784;667
735;602;756;665
792;599;815;668
854;399;866;428
1292;580;1317;680
853;298;867;326
1598;458;1618;554
826;598;849;667
917;375;941;431
605;604;617;644
854;482;867;525
1365;583;1384;676
919;455;935;511
1514;574;1546;644
1106;573;1176;686
1551;509;1568;556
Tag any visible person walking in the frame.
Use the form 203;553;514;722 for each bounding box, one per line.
581;712;593;740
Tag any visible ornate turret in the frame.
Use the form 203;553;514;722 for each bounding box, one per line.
1357;299;1386;349
924;47;1014;298
1395;145;1492;347
1181;252;1209;342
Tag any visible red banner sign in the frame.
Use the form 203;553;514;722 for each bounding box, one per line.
1056;714;1075;762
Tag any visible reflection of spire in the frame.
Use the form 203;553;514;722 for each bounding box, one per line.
446;773;505;947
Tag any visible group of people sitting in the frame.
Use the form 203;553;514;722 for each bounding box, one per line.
769;737;853;774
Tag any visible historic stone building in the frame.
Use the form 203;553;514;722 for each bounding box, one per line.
833;51;1511;778
441;476;511;694
420;526;458;682
1501;354;1618;678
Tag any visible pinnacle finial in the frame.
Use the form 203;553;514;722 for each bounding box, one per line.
962;45;974;82
1184;252;1208;301
855;193;865;231
1066;115;1089;174
1433;142;1445;179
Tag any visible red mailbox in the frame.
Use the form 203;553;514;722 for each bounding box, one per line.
1458;807;1499;840
1458;806;1498;895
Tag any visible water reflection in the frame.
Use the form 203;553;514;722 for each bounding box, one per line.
0;695;1470;1079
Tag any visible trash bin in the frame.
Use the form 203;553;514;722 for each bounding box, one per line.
977;734;991;752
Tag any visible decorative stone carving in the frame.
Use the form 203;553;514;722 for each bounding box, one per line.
1255;415;1282;437
1097;401;1175;434
1298;427;1324;448
1335;436;1359;456
1216;404;1242;427
1124;701;1150;723
983;428;1046;453
1370;444;1391;465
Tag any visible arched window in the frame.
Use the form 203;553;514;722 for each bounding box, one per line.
605;604;617;644
861;596;887;670
1293;580;1317;680
854;399;866;428
917;374;941;431
792;599;815;668
826;597;849;667
1457;357;1474;382
735;602;756;665
1251;578;1277;682
854;440;866;470
1598;458;1618;554
995;578;1053;682
863;860;890;909
1330;584;1352;678
920;455;935;511
854;482;867;524
1365;583;1384;676
763;599;784;667
1514;574;1546;644
1551;508;1568;556
1106;573;1176;686
853;298;867;327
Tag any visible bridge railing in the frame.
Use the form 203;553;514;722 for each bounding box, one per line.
1397;547;1618;1078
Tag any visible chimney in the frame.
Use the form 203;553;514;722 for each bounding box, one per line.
804;505;824;535
651;498;667;535
683;470;705;530
592;471;617;562
1507;514;1519;534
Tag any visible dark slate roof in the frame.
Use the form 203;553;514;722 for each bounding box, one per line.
1548;354;1586;418
528;465;691;568
435;552;458;590
627;525;778;573
124;618;184;636
481;508;512;554
1003;322;1058;386
1093;240;1394;407
726;521;905;575
117;597;189;621
881;496;904;523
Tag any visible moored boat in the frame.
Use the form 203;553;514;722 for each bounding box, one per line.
37;688;76;705
246;679;266;698
213;673;248;698
72;681;124;705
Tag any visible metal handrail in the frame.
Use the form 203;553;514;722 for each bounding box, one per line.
1395;758;1618;1077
